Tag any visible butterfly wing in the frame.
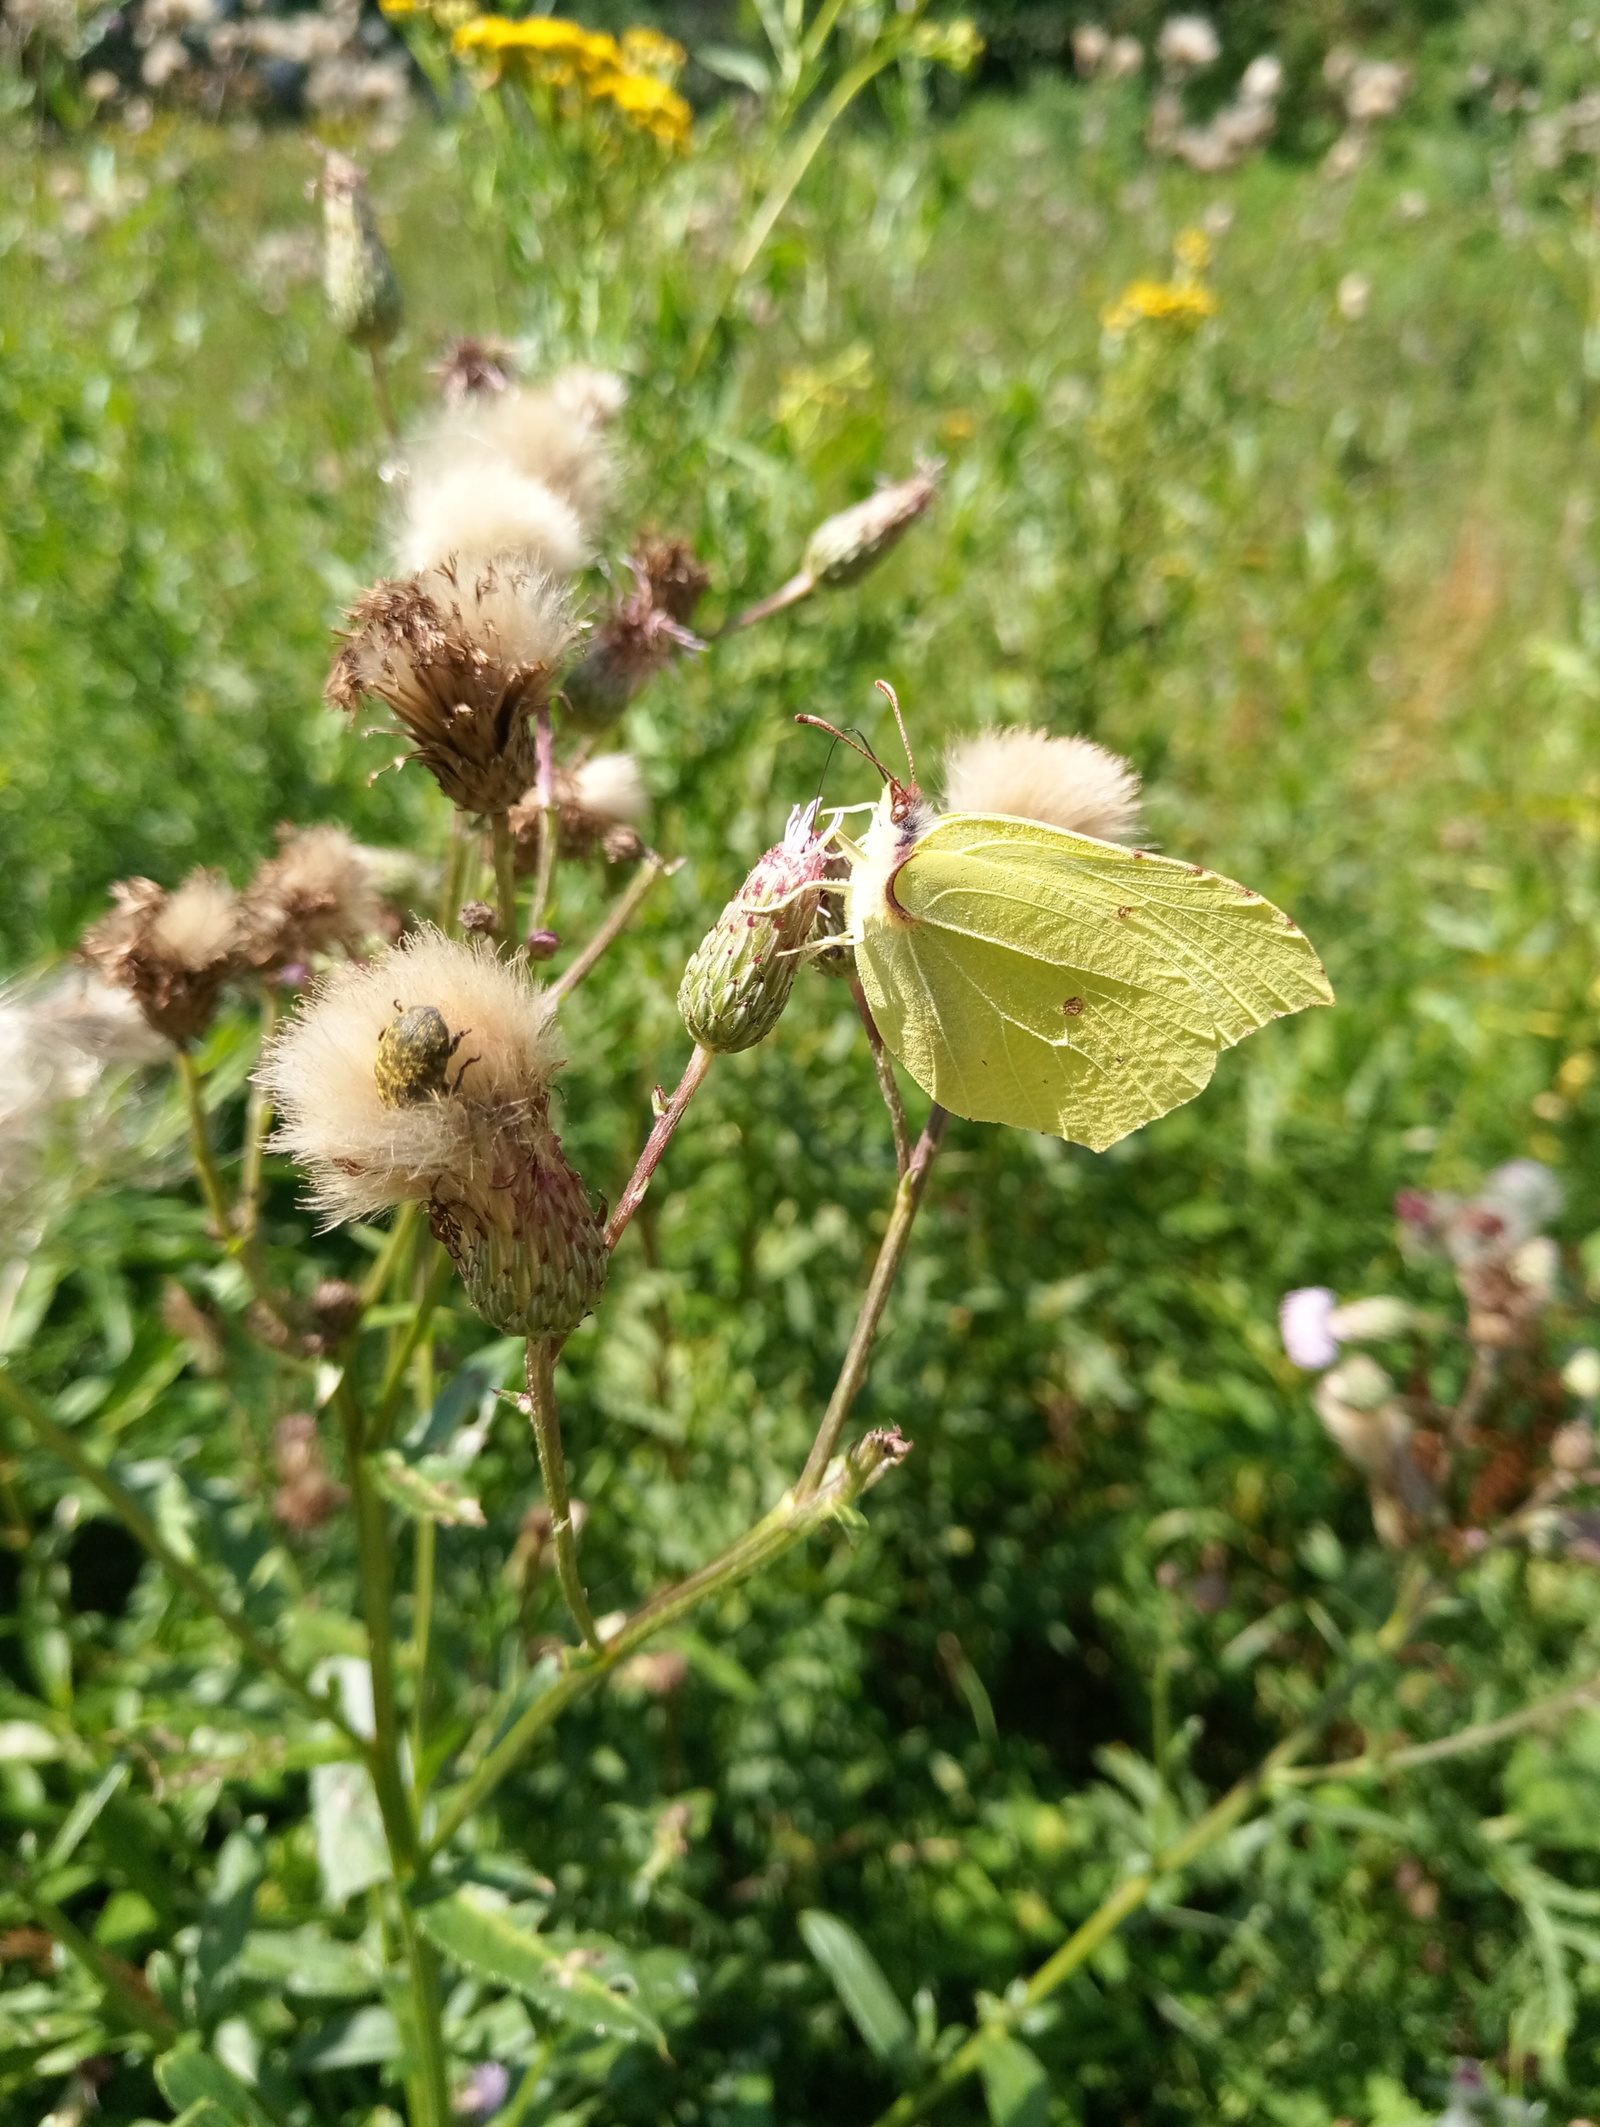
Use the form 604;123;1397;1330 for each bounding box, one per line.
856;813;1332;1149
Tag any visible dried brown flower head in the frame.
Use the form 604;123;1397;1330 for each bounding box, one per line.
561;541;707;733
431;334;515;403
273;1412;348;1532
80;869;244;1046
241;823;380;972
259;930;606;1338
511;753;649;869
326;564;577;815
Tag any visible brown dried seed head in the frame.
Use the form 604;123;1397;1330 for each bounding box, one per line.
80;870;245;1047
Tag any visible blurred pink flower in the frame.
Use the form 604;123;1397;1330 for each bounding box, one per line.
1280;1286;1339;1369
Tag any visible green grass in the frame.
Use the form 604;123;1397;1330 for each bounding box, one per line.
7;48;1600;2126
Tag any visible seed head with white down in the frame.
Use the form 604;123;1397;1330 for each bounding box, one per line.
398;366;626;576
942;728;1144;844
260;930;606;1337
80;869;245;1046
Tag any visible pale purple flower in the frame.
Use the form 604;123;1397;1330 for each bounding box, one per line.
1280;1286;1339;1369
455;2063;510;2122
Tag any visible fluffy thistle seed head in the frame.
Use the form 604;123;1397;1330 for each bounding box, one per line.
679;806;832;1053
942;727;1144;843
400;366;625;578
318;148;402;351
260;930;606;1338
326;564;577;815
241;823;380;972
80;869;245;1046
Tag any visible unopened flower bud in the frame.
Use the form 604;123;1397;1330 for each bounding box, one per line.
319;150;402;351
735;468;941;626
459;901;498;937
307;1277;364;1351
679;806;831;1053
805;468;941;589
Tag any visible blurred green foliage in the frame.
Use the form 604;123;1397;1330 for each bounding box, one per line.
11;13;1600;2124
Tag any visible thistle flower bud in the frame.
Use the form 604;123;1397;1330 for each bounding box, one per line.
736;467;940;627
326;564;576;816
260;930;606;1340
806;861;855;979
80;870;245;1047
318;150;402;352
679;806;831;1053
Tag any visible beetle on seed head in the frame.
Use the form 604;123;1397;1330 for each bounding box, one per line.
374;1002;476;1107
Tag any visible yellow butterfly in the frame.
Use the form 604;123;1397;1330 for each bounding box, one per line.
806;693;1333;1152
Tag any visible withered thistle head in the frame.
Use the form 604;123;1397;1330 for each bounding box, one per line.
259;929;606;1339
431;335;515;403
679;805;831;1053
326;564;577;816
318;148;402;352
511;753;649;869
241;824;380;973
561;541;707;734
80;870;244;1047
273;1413;348;1533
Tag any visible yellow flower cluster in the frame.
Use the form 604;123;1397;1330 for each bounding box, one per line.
451;13;693;148
1101;230;1219;334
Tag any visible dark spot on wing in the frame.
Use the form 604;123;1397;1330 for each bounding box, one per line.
1063;996;1085;1016
1116;906;1131;919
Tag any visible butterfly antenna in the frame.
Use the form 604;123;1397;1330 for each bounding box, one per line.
795;713;891;781
875;680;917;783
812;730;844;807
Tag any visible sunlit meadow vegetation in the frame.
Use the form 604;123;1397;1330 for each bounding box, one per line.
10;7;1600;2123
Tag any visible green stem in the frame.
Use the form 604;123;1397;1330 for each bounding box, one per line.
606;1044;715;1250
549;851;671;1006
491;812;519;950
796;1105;947;1497
332;1374;450;2127
369;344;401;447
371;1245;456;1451
525;1337;602;1651
0;1365;359;1746
849;975;912;1175
424;1427;908;1857
11;1870;179;2044
685;30;917;379
362;1200;422;1310
870;1575;1438;2127
438;812;475;936
411;1515;436;1803
529;701;558;935
238;986;279;1240
175;1047;294;1340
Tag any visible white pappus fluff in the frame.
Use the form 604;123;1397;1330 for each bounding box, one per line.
259;928;563;1228
942;727;1144;844
568;752;647;828
397;461;587;579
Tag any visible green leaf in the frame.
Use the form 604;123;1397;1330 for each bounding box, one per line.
978;2033;1051;2127
0;1719;61;1761
413;1888;667;2053
43;1757;128;1869
368;1450;485;1527
798;1910;916;2079
290;2004;402;2070
310;1760;391;1907
154;2044;277;2127
238;1926;378;2000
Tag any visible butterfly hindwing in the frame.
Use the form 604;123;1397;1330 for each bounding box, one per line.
858;914;1221;1149
856;812;1332;1146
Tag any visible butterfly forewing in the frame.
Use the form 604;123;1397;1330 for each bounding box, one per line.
893;816;1333;1044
